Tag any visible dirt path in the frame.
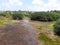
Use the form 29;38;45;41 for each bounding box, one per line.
0;19;40;45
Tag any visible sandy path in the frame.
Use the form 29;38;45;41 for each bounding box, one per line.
0;19;40;45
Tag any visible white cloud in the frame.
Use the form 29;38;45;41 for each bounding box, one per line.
45;0;60;7
1;0;23;10
0;0;60;11
9;0;23;6
31;0;60;11
32;0;44;5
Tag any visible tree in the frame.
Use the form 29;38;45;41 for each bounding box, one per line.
12;12;23;20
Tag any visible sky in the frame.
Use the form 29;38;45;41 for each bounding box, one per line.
0;0;60;11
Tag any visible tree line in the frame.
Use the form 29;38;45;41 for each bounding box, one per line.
0;11;31;20
0;10;60;21
30;11;60;21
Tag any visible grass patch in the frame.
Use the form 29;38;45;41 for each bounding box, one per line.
30;21;60;45
37;26;43;30
39;33;52;42
0;20;9;25
39;33;60;45
0;20;20;25
48;23;54;28
30;21;55;30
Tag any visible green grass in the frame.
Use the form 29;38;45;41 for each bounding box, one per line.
30;21;55;30
48;23;54;28
30;21;60;45
0;20;9;25
39;33;60;45
39;33;52;42
0;20;20;25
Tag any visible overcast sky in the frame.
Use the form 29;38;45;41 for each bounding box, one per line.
0;0;60;11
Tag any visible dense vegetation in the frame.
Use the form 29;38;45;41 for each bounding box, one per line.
30;11;60;21
54;19;60;36
0;10;60;21
12;11;23;20
0;11;27;20
0;11;32;20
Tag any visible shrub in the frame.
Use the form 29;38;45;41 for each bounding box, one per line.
30;12;60;21
0;13;6;17
12;13;23;20
54;19;60;36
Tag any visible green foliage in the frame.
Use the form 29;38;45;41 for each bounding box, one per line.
0;20;5;24
30;12;60;21
12;13;23;20
54;19;60;36
39;33;52;42
0;10;60;21
39;33;60;45
0;11;24;20
0;13;6;17
21;11;31;17
48;23;54;28
0;11;12;19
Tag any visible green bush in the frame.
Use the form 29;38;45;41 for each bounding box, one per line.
12;13;23;20
0;13;6;17
54;19;60;36
30;12;60;21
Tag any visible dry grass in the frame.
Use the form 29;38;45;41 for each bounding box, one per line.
29;21;60;45
30;21;55;30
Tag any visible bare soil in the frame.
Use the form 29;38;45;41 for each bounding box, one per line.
0;22;40;45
